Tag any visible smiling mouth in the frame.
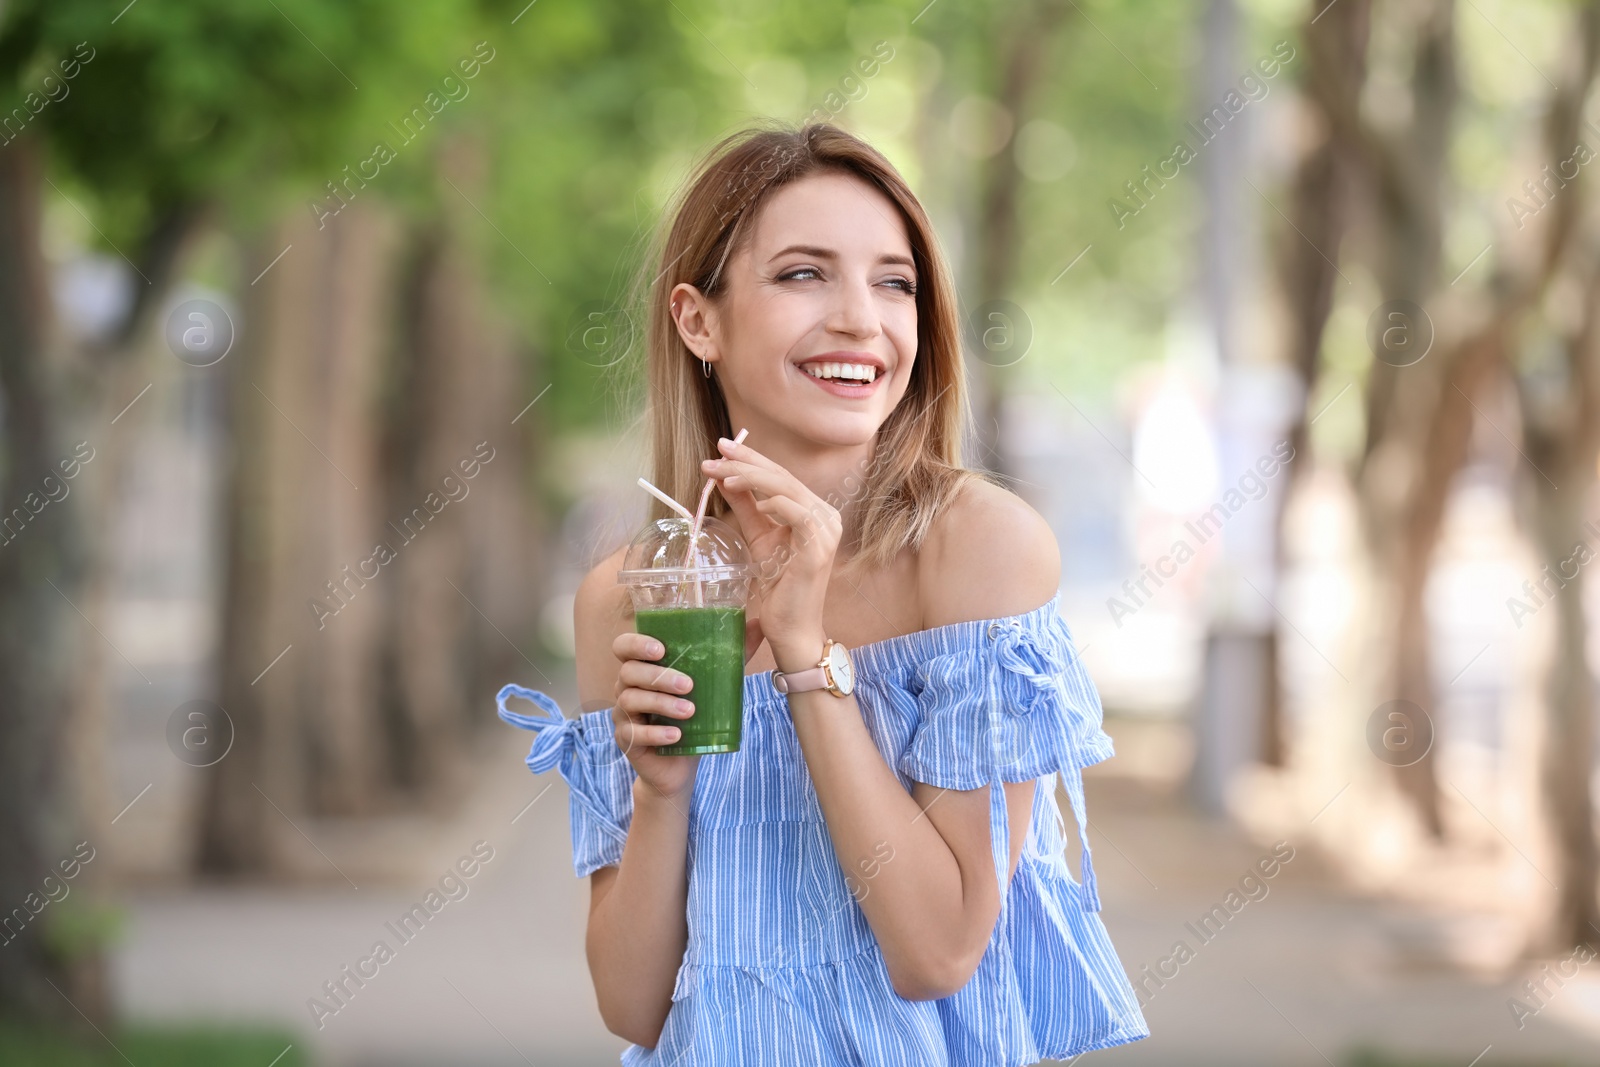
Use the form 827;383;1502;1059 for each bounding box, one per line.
799;362;879;384
797;361;884;400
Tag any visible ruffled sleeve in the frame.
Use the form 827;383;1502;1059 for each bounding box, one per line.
897;608;1114;911
496;684;637;878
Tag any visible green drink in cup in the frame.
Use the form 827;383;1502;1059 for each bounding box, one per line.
618;514;753;755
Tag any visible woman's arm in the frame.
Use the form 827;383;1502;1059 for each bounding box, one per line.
783;693;1038;1000
776;482;1060;1000
585;782;692;1046
703;440;1062;1001
573;553;696;1048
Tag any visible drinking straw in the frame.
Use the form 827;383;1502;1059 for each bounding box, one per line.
637;477;695;521
687;427;749;607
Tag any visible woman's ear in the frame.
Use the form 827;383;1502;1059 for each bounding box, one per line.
669;282;719;363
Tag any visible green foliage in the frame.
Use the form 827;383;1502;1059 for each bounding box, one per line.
1014;1;1271;392
0;1020;307;1067
40;894;125;965
1344;1046;1578;1067
0;0;498;239
1;0;1276;420
467;0;741;435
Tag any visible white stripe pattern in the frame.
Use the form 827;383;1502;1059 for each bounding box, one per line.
498;592;1150;1063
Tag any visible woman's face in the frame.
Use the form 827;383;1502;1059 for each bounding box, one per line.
673;170;919;449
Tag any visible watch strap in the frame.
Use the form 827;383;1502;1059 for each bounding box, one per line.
772;664;828;694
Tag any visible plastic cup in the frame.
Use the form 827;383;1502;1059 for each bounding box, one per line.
617;515;753;755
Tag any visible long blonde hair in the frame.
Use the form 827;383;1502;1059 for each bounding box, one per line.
632;120;991;580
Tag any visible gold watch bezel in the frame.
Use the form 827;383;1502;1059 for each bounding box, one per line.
819;638;854;697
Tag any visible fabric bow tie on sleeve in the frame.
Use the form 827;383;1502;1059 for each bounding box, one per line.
986;618;1102;913
496;683;580;774
496;683;632;858
990;620;1070;716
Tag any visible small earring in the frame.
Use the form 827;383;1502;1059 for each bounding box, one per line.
701;358;712;379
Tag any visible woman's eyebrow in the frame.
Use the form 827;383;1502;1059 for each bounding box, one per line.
768;244;916;270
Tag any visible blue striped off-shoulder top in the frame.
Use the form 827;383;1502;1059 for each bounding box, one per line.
496;592;1150;1065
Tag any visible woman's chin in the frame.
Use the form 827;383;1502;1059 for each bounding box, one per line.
793;416;884;448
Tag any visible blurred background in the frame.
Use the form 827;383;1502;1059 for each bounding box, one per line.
3;0;1600;1063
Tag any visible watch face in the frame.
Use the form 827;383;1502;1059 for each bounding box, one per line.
829;642;855;695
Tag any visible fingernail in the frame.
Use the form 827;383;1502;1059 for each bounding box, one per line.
678;700;694;714
667;727;681;740
717;437;734;450
676;676;692;691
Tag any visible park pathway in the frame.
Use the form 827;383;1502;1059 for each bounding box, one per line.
113;717;1600;1067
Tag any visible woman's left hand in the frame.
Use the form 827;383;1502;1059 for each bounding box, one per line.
702;436;838;670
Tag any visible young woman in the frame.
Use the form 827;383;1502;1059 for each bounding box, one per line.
498;122;1149;1064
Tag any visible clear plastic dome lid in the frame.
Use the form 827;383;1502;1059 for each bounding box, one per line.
616;515;753;586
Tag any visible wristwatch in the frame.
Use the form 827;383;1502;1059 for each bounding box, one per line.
772;638;855;698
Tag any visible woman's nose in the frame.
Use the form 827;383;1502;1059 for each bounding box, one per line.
826;277;879;339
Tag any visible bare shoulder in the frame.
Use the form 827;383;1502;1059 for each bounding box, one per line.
917;476;1061;629
573;543;633;711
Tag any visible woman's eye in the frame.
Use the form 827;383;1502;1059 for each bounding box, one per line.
776;267;915;294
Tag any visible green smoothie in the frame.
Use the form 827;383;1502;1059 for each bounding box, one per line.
635;605;746;755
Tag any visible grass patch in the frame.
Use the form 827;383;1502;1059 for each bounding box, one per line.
0;1019;307;1067
1345;1048;1578;1067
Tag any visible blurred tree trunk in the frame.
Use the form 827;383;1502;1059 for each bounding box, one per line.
1355;0;1600;853
1286;0;1478;838
1521;337;1600;948
202;144;533;871
971;0;1074;478
202;215;314;875
384;225;472;793
1349;0;1595;843
381;140;526;798
1267;0;1371;767
1279;0;1597;854
0;132;97;1023
1514;2;1600;953
0;123;203;1015
1359;323;1498;839
202;202;397;873
1353;0;1457;836
1283;0;1600;940
1274;0;1460;836
299;206;397;816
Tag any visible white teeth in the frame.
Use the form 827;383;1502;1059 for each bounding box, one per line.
803;362;877;383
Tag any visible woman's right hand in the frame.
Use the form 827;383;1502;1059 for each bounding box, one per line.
610;617;769;801
611;631;705;801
